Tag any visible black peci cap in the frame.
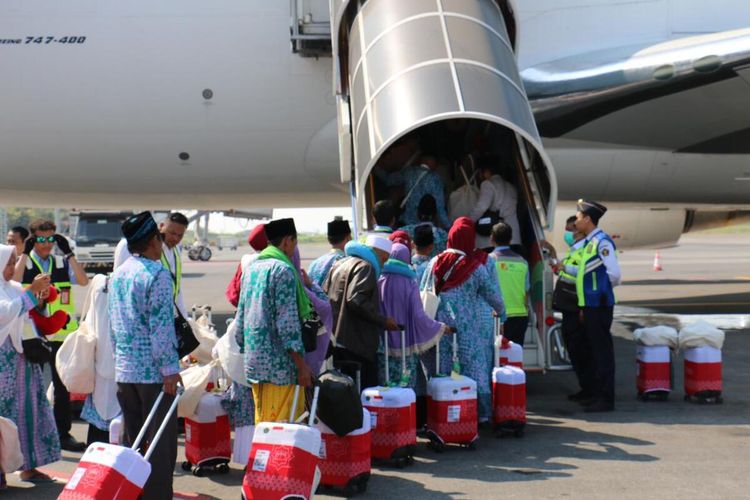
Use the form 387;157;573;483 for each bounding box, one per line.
264;218;297;241
121;211;158;245
327;219;351;239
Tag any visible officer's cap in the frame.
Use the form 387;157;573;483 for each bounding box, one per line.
576;199;607;224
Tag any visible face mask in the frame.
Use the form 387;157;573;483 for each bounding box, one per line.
564;231;576;247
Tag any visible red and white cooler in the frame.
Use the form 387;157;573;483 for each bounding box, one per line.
361;386;416;461
684;346;722;398
636;345;672;396
242;386;321;500
492;365;526;436
426;375;478;446
361;330;416;462
315;408;371;492
60;390;181;500
496;337;523;369
183;392;231;473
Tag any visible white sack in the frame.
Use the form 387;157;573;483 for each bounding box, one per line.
632;326;679;348
0;416;24;473
679;321;725;349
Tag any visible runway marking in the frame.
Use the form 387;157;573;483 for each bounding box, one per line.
735;276;750;281
39;467;213;499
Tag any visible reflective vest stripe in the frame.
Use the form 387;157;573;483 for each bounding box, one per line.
160;247;181;299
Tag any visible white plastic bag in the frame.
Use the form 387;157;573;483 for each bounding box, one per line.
177;360;218;418
188;314;219;365
420;267;441;320
0;416;24;473
216;319;250;387
55;322;96;394
679;321;725;349
632;326;679;349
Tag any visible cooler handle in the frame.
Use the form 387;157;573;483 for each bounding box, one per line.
131;391;164;451
308;385;320;427
143;388;182;461
289;385;301;422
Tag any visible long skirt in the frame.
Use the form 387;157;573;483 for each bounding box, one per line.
0;338;61;470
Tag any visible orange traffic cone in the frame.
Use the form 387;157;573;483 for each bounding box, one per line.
653;251;663;272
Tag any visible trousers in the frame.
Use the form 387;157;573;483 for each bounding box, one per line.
582;307;615;403
49;341;71;437
117;383;177;500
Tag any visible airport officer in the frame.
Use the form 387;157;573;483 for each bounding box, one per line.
574;200;621;412
15;218;90;451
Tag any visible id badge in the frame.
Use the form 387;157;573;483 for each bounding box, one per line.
60;287;71;305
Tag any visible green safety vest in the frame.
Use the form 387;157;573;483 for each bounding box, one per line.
160;247;181;299
25;254;78;341
494;254;529;318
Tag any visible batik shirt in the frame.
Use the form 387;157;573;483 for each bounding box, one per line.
399;223;449;258
237;258;304;385
384;165;450;228
412;254;432;284
308;249;346;289
109;256;179;384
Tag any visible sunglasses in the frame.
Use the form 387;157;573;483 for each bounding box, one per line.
35;236;56;243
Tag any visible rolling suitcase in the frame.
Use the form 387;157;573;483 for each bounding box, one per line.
181;391;231;476
636;345;672;401
361;330;416;466
684;346;723;404
316;408;371;495
59;389;181;500
242;386;322;500
425;332;478;451
492;365;526;437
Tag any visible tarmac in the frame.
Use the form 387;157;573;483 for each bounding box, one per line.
4;231;749;499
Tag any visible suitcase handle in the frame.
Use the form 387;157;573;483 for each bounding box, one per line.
132;384;183;458
494;318;504;368
383;327;407;387
289;385;321;426
435;324;459;376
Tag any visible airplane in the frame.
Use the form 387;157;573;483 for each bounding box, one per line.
3;0;748;370
0;0;748;252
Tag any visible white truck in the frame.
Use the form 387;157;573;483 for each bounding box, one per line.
69;210;133;273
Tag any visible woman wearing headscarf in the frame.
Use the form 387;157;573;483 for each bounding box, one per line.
420;218;506;422
0;245;60;486
378;243;451;426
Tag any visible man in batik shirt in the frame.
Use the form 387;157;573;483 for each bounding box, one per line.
237;218;314;423
308;219;352;288
109;211;181;500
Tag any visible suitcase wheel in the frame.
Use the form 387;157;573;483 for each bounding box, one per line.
427;440;445;453
465;440;478;450
216;462;230;474
181;461;192;472
357;476;369;493
514;429;524;438
192;466;207;477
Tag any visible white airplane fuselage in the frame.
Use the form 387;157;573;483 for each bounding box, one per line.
1;0;748;245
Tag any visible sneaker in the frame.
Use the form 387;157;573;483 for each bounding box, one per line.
60;434;86;452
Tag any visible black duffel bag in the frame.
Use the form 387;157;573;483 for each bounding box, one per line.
316;369;363;437
174;308;200;359
552;279;579;313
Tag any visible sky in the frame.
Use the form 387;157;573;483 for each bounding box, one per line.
207;206;352;234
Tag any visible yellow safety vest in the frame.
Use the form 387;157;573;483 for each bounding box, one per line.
26;254;78;341
160;247;181;299
493;254;529;318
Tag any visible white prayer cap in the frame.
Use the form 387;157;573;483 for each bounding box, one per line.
365;235;392;254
